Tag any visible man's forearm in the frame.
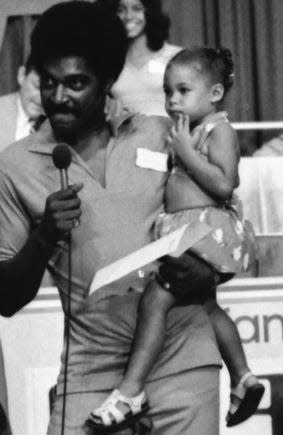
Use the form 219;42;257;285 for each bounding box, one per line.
0;228;56;317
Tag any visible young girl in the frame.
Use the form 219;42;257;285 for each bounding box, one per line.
86;47;264;432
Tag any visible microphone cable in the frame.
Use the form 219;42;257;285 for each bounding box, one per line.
61;230;72;435
52;145;146;435
51;144;73;435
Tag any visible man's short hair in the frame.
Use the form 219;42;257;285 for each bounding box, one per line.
31;1;127;84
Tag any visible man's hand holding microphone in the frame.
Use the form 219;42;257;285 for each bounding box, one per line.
38;144;83;247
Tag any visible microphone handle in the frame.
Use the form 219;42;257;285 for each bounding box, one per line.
59;168;80;228
60;169;69;190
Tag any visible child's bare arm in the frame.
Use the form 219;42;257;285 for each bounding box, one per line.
169;114;240;201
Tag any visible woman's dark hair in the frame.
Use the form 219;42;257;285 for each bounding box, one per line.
31;1;127;85
167;47;234;95
97;0;170;51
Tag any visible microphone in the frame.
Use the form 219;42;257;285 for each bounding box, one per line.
52;144;72;190
52;144;80;230
52;145;73;435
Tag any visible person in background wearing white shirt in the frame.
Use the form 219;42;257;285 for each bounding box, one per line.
100;0;182;117
0;56;44;151
253;133;283;156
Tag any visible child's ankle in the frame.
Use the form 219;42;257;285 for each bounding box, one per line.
231;369;257;388
118;380;144;398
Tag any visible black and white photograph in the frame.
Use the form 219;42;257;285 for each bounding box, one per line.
0;1;282;434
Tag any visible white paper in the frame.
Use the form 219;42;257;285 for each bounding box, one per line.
89;220;211;294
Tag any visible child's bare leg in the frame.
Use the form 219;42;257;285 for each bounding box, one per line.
205;289;264;426
118;279;176;397
85;279;176;430
205;294;249;387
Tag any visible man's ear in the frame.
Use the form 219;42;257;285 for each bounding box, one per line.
17;66;26;87
210;83;224;103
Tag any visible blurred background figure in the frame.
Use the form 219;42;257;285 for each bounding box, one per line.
253;133;283;157
0;55;43;152
100;0;182;116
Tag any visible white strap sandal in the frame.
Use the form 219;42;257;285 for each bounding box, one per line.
85;389;149;433
226;372;265;427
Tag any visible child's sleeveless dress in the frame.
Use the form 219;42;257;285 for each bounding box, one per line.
155;112;257;274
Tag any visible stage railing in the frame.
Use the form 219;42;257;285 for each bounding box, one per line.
232;121;283;130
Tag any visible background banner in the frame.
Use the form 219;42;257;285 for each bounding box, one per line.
0;277;282;434
218;278;283;435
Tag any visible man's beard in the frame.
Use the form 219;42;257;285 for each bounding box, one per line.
50;110;107;144
46;94;107;143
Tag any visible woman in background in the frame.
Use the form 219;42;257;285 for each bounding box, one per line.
100;0;182;116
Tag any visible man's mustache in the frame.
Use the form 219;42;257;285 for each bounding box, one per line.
46;104;77;115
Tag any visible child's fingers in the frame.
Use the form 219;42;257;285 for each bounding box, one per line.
176;114;183;132
183;114;190;132
170;125;177;137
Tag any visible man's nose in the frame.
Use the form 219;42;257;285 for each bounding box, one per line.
54;84;67;103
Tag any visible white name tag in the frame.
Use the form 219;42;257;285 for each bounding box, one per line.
136;148;168;172
147;60;165;74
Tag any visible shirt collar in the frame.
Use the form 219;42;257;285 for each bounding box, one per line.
17;95;29;124
15;95;31;141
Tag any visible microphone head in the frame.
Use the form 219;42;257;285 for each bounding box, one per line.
52;144;72;170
